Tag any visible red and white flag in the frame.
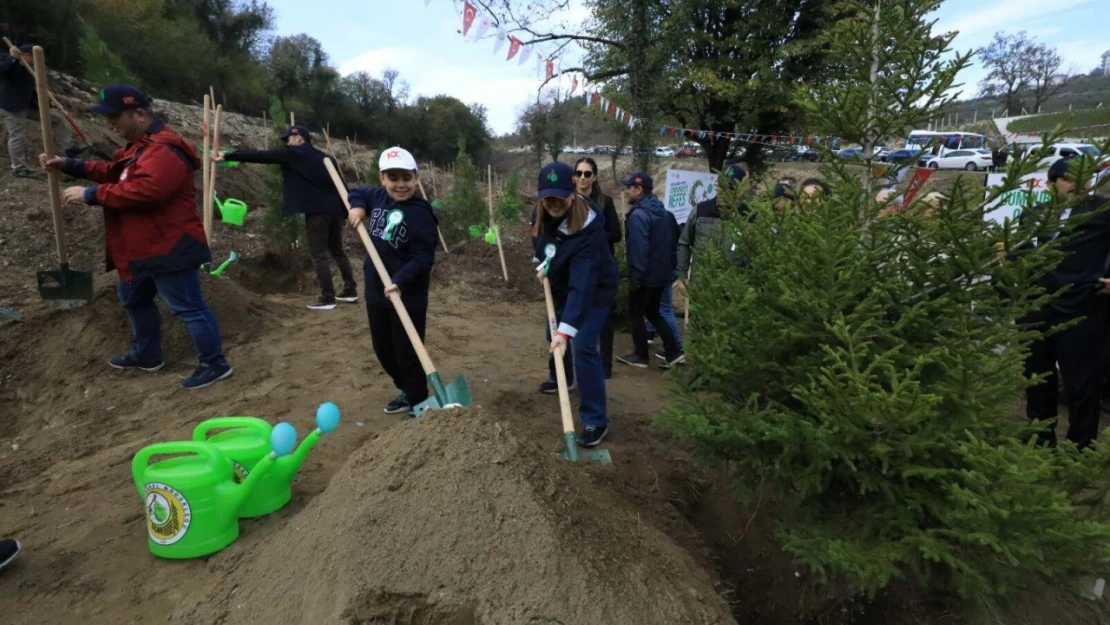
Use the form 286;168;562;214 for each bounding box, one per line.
545;59;554;80
507;36;523;61
902;167;934;205
569;76;578;96
462;1;477;36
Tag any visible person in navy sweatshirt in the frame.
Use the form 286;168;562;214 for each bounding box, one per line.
347;147;438;417
534;161;619;447
218;124;357;310
618;172;684;369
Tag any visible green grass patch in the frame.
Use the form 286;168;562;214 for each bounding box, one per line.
1007;109;1110;138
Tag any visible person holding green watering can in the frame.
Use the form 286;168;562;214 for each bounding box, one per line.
347;148;439;417
215;125;358;310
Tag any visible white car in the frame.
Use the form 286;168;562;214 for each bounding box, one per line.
919;148;994;171
1037;143;1102;169
654;147;676;158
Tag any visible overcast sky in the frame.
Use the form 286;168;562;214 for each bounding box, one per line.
267;0;1110;135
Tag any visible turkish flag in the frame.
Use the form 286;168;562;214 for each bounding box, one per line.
462;1;478;36
507;36;523;61
545;59;554;80
902;167;935;205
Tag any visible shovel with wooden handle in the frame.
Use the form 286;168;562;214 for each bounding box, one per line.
323;158;472;417
541;268;612;464
32;46;92;308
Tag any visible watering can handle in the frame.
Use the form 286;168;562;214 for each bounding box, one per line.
131;441;225;498
192;417;271;443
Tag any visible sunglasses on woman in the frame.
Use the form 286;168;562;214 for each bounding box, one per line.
572;170;594;179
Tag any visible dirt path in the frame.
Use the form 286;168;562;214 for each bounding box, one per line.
0;247;714;624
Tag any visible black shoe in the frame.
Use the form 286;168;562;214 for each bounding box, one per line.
0;538;21;572
578;425;609;447
109;354;166;372
307;296;337;310
538;380;575;394
384;392;411;414
616;352;650;368
65;146;90;159
13;166;45;180
182;362;234;390
335;287;359;303
659;351;687;369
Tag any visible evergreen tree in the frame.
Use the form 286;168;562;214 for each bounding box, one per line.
664;0;1110;609
442;138;487;240
497;172;524;223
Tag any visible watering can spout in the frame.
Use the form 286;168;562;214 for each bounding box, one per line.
274;402;342;482
231;422;297;515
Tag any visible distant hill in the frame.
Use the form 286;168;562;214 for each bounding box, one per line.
940;73;1110;126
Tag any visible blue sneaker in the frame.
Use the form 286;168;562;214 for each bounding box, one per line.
182;362;234;390
109;354;166;372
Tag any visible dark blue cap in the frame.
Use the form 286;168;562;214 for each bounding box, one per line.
537;162;576;199
1047;157;1071;182
619;171;653;192
17;44;33;54
722;163;747;187
89;85;151;115
279;124;312;142
773;182;794;199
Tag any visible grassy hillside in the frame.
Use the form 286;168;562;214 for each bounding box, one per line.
943;73;1110;122
1006;109;1110;137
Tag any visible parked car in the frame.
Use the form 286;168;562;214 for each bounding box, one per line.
620;146;633;156
919;148;994;171
676;147;698;158
874;148;891;162
655;146;676;158
1036;143;1102;169
837;147;865;159
886;149;919;165
796;149;820;162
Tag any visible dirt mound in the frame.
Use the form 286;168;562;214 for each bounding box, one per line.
172;408;736;625
435;224;543;303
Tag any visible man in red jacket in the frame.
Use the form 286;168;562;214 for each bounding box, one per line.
40;85;233;390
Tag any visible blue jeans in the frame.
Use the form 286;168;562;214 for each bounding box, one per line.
645;284;683;349
572;307;610;428
116;269;227;366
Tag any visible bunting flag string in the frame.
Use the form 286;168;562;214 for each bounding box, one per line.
462;1;477;36
507;36;523;61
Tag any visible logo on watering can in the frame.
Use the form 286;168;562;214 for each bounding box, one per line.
231;460;250;483
144;482;192;545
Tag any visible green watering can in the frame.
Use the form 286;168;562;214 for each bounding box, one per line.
468;225;482;239
483;225;498;245
131;422;298;559
213;193;248;227
191;403;341;518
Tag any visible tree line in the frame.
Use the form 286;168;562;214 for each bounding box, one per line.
5;0;491;164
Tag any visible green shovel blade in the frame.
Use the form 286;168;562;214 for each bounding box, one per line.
556;431;612;464
411;372;473;418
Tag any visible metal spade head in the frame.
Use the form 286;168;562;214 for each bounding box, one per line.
556;432;612;464
412;372;473;418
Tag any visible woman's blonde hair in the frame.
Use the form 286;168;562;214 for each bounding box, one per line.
532;194;590;238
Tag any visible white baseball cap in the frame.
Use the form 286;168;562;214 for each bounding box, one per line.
379;147;418;172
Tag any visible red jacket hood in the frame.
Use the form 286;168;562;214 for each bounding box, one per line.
117;121;201;168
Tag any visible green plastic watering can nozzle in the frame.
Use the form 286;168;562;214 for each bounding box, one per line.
228;422;298;514
271;402;341;484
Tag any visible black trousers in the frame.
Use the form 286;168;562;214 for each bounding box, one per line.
628;286;679;357
305;213;356;299
367;305;429;403
1024;302;1107;448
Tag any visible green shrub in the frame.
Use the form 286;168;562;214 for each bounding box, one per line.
663;147;1110;603
441;138;487;240
78;19;136;86
497;171;525;223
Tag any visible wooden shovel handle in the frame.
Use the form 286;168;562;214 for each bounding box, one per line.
205;104;223;243
32;47;67;266
6;38;92;147
543;277;577;437
323;158;438;376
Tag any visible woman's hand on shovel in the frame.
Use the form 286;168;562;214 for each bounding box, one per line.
39;154;64;171
550;333;568;355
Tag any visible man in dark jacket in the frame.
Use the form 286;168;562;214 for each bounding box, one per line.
1021;158;1110;448
616;171;684;369
2;43;78;179
348;147;438;417
676;163;749;283
218;125;357;310
41;85;232;390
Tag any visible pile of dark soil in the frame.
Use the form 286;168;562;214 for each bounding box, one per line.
171;408;737;625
